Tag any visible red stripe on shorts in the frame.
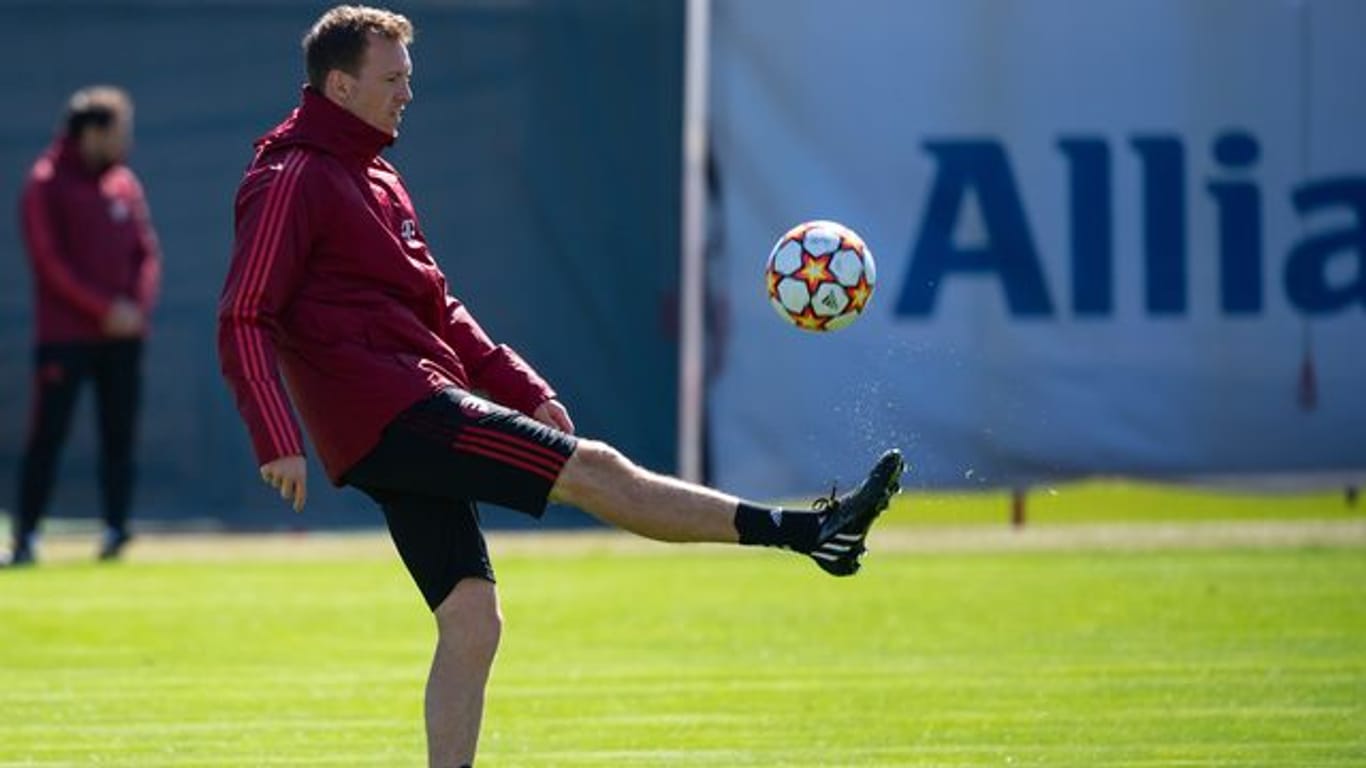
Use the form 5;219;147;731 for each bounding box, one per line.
452;440;560;483
462;424;569;465
453;431;565;475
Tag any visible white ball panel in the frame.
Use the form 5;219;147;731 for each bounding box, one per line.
802;226;841;257
810;283;850;317
824;312;859;331
771;239;804;275
829;249;864;287
776;278;811;314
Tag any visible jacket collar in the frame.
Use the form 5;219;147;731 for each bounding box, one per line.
52;135;106;179
255;86;394;165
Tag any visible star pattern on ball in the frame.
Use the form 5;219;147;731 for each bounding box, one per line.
848;277;872;312
793;307;827;331
798;252;833;294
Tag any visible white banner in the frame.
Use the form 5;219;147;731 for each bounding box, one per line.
708;0;1366;496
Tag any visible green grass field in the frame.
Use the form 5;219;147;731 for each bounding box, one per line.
855;480;1362;526
1;486;1364;766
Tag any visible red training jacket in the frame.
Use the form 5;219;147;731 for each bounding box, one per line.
19;136;161;344
218;88;556;484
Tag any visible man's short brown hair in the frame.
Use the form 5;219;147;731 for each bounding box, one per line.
303;5;414;90
64;86;132;139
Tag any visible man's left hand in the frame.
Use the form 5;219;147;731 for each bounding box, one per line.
534;399;575;435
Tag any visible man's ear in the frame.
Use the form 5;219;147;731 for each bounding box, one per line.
324;69;352;103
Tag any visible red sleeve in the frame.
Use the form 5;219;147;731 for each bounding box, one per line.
217;151;311;465
20;172;112;321
125;172;161;311
440;287;556;415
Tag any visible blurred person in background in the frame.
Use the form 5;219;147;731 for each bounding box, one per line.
7;86;161;567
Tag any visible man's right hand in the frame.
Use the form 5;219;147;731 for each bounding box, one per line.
260;455;308;512
102;298;144;338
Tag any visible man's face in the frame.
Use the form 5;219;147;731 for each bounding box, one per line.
337;33;413;136
81;113;132;170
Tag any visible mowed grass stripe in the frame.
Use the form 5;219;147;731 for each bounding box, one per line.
2;542;1363;766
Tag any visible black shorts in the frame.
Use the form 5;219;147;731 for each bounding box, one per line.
343;388;579;609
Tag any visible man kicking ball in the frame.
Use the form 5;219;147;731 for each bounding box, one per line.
218;6;904;767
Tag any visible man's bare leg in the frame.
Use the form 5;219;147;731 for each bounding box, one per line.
549;440;740;543
550;439;904;575
427;578;501;768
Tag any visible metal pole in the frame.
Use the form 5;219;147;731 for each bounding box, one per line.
677;0;711;483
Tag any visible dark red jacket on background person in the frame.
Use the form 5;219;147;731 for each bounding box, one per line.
218;88;556;485
19;136;161;344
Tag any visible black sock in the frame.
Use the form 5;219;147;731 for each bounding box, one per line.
734;502;823;553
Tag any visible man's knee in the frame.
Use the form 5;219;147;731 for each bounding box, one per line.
571;438;624;467
434;578;502;658
551;439;631;505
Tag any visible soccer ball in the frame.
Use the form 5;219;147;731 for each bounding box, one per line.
764;220;876;332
